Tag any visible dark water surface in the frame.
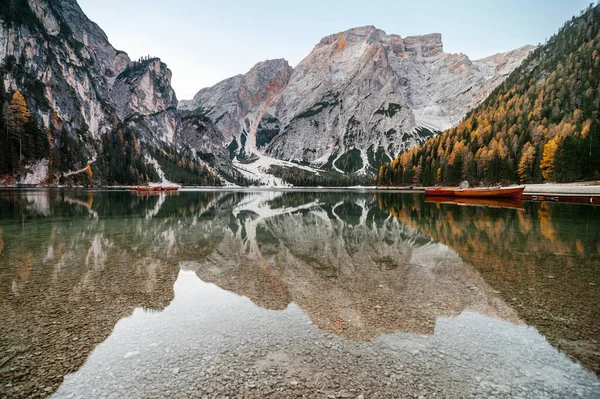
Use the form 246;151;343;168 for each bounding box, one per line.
0;189;599;398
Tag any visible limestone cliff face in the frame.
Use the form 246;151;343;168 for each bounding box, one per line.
111;58;179;143
178;113;236;177
182;26;534;174
0;0;210;179
0;0;123;142
180;59;293;160
1;2;532;183
266;28;533;173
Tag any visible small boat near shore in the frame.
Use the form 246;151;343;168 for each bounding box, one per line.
423;187;455;196
425;185;525;199
130;185;180;192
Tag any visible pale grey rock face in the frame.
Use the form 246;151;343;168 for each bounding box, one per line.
0;0;215;178
179;59;293;159
2;2;533;182
266;27;534;173
178;114;236;177
0;0;122;143
470;45;537;107
183;26;534;174
111;59;179;143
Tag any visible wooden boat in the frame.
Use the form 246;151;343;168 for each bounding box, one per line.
425;185;525;199
454;185;525;199
424;187;456;196
132;185;178;192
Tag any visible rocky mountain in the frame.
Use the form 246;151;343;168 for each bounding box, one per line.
180;59;293;161
0;1;176;141
110;58;178;143
1;1;533;186
182;26;534;174
0;0;235;185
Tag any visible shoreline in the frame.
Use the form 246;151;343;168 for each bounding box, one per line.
1;182;599;196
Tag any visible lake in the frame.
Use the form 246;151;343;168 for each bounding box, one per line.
0;189;599;398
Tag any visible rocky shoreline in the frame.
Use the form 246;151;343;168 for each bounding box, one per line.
2;183;600;194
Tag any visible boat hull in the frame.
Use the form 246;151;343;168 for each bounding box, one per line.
425;186;525;199
424;188;455;196
454;186;525;199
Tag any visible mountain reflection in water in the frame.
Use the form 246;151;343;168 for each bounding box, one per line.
0;189;598;399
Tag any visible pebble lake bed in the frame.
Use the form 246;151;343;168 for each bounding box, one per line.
0;189;599;398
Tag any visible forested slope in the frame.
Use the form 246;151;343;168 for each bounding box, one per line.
378;4;600;186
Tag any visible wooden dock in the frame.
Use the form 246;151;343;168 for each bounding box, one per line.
521;193;599;205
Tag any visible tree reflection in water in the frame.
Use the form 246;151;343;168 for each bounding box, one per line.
0;189;598;398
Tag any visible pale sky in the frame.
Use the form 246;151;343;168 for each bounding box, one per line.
77;0;591;100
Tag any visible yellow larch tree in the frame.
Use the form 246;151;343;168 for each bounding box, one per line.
9;91;31;163
541;136;560;180
518;142;536;183
9;91;30;126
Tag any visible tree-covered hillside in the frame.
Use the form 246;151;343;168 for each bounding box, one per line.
378;3;600;186
0;78;221;186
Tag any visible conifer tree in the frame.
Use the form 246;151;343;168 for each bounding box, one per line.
377;4;600;186
9;90;30;164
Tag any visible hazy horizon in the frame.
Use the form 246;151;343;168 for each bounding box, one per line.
78;0;591;100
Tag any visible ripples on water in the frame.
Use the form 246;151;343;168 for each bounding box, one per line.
0;189;599;398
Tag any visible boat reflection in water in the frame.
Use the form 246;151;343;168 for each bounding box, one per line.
425;196;525;210
0;190;598;398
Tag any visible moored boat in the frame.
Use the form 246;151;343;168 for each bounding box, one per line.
424;187;456;196
425;185;525;199
454;185;525;199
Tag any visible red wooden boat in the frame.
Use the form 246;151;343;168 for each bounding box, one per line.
162;186;179;191
454;185;525;199
424;187;456;196
425;185;525;199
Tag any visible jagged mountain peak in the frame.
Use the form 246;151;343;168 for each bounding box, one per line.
247;58;291;73
240;58;292;105
317;25;381;44
178;58;293;162
180;58;292;110
1;1;535;186
180;24;533;178
315;26;445;59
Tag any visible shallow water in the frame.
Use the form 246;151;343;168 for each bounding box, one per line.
0;189;599;398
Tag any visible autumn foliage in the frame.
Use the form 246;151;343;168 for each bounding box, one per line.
378;4;600;186
0;83;49;174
